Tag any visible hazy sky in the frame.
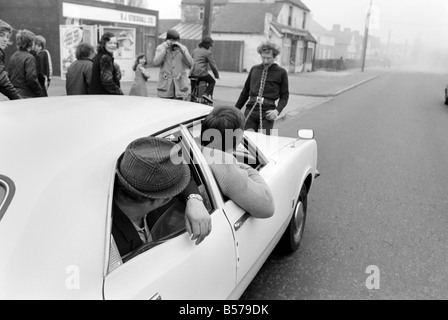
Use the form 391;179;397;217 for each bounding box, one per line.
147;0;448;49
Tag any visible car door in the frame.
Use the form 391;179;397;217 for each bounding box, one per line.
103;126;237;300
220;135;295;284
184;121;294;287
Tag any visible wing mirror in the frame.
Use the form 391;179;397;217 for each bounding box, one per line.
297;129;314;140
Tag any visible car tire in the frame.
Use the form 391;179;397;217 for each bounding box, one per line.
278;185;308;253
445;88;448;105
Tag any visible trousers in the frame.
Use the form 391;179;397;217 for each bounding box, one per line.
191;74;216;97
244;104;275;135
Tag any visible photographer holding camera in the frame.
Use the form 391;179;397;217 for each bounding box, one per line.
153;29;193;100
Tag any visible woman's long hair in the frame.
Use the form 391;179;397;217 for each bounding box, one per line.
97;32;117;55
132;53;147;71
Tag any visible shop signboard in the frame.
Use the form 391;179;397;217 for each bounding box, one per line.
62;2;156;27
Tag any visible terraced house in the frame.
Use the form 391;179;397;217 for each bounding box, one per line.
163;0;317;73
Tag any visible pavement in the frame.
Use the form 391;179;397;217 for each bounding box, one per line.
1;66;387;120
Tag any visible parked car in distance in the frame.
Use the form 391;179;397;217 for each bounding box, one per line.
0;96;318;300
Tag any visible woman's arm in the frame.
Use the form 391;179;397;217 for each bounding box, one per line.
100;55;123;95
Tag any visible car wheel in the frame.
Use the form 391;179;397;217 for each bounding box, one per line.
279;185;308;253
445;88;448;105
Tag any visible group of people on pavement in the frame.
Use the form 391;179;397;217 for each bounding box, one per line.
1;20;290;136
0;20;52;100
68;29;219;101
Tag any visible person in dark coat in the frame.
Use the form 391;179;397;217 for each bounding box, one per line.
235;41;289;135
0;19;22;100
88;32;123;95
8;29;44;98
66;42;95;95
34;35;53;97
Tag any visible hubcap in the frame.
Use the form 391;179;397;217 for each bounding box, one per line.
293;201;304;242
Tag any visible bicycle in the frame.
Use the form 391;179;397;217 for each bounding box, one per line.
189;77;213;106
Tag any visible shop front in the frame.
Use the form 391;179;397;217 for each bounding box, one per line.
0;0;158;80
61;1;157;81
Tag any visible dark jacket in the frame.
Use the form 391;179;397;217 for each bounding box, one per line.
235;63;289;113
36;50;51;80
0;48;22;100
36;50;51;95
112;179;200;257
88;52;123;95
66;59;93;95
8;50;43;98
190;47;219;79
112;198;186;257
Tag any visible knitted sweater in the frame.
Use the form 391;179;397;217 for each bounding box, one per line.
202;147;275;218
235;63;289;113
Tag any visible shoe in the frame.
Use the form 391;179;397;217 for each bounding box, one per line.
202;94;213;104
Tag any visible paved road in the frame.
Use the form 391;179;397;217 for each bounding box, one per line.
241;70;448;300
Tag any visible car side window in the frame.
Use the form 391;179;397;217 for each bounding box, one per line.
234;139;262;170
108;126;216;269
187;120;267;171
164;129;214;213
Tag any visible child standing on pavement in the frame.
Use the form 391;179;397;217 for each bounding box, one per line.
129;53;151;97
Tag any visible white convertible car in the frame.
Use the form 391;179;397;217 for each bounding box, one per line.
0;96;318;300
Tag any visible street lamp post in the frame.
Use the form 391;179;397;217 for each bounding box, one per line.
202;0;214;38
361;0;373;72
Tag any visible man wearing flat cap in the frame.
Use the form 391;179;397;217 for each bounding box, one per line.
112;136;211;258
153;29;194;100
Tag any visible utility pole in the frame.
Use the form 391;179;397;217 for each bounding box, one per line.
202;0;214;38
386;29;391;57
361;0;373;72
